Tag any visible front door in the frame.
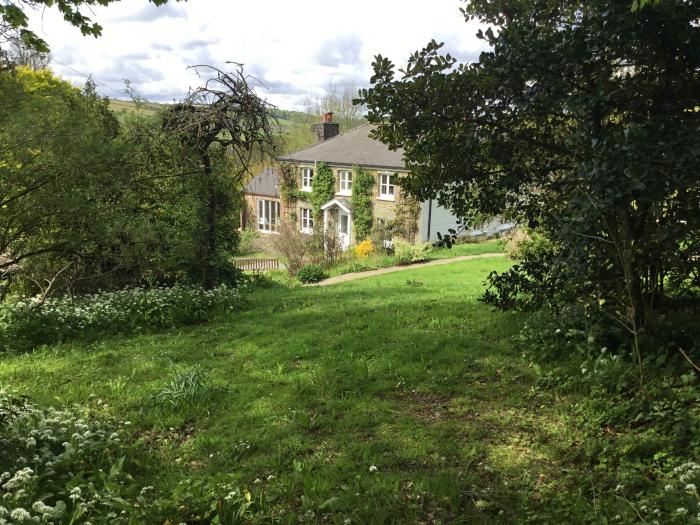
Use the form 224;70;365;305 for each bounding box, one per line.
337;211;351;250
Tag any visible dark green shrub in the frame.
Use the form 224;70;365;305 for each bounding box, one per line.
296;264;327;283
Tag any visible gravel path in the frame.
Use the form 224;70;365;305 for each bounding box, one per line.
310;252;506;286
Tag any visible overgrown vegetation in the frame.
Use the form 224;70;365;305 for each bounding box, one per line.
1;60;274;305
0;284;244;353
359;0;700;346
309;162;336;223
0;389;264;523
3;258;696;523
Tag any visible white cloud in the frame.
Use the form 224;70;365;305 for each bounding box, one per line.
27;0;487;109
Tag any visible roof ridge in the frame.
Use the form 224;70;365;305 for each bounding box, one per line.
279;122;373;160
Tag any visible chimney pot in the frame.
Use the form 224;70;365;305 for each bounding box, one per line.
312;113;340;142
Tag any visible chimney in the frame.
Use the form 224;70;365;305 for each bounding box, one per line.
312;112;340;143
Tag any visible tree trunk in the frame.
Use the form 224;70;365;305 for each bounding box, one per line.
202;151;217;289
609;205;647;331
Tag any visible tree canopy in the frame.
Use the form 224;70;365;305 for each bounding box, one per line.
0;0;181;52
358;0;700;335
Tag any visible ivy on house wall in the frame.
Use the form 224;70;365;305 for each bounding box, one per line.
351;166;374;241
392;196;421;243
309;162;335;223
279;163;304;203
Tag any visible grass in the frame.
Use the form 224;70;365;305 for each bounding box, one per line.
0;257;585;522
326;239;504;277
427;238;504;259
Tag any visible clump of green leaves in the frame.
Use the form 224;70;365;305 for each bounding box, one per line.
0;388;267;523
296;263;327;284
0;284;244;353
150;365;227;412
351;166;374;240
394;240;431;265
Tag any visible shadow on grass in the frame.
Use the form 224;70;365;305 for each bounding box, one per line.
0;260;590;522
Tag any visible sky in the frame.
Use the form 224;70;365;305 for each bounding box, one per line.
27;0;487;110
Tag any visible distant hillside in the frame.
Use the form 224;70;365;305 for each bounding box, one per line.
108;99;166;117
106;99;365;154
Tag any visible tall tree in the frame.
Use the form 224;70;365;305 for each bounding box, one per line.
304;81;366;132
358;1;699;335
164;64;277;288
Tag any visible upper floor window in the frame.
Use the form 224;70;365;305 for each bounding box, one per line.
257;198;280;233
300;207;314;234
301;167;313;191
338;170;352;195
379;173;395;200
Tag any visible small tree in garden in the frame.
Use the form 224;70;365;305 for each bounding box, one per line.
164;64;277;288
351;166;374;241
273;221;309;276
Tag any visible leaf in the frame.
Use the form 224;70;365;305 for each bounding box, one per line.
319;496;339;509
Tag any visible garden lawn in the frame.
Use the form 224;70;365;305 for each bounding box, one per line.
0;257;583;523
326;239;504;277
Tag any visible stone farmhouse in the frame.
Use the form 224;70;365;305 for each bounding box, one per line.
242;113;463;250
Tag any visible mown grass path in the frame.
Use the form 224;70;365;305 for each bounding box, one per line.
312;253;506;286
0;257;582;523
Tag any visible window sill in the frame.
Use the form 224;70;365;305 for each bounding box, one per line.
257;229;280;235
377;196;395;202
301;227;314;235
300;187;312;192
336;191;352;197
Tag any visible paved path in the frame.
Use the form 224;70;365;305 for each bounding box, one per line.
311;252;506;286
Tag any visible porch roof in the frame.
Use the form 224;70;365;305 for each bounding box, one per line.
320;197;353;214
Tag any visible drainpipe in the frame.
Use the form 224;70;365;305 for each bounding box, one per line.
426;198;433;241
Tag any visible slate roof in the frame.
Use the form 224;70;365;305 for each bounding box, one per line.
280;124;405;170
245;167;280;198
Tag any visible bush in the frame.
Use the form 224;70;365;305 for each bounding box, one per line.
354;238;375;258
273;221;309;276
0;389;266;523
0;389;130;524
394;241;432;265
237;226;259;255
150;364;227;413
0;284;244;353
296;264;327;283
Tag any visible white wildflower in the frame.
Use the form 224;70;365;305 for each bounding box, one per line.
10;508;32;521
369;465;378;473
69;486;82;501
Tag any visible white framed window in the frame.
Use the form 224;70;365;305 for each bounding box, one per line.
300;167;313;191
338;170;352;195
379;173;395;200
257;198;280;233
300;207;314;234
